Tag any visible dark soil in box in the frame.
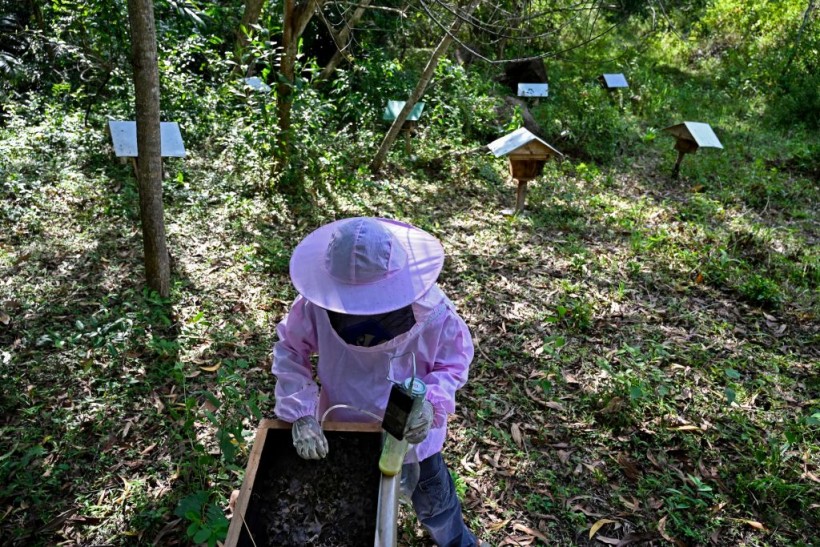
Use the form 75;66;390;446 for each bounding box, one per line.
236;428;383;547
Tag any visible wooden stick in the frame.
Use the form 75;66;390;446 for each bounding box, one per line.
515;180;528;213
672;149;685;179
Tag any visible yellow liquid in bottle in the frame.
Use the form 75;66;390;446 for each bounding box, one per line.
379;434;408;476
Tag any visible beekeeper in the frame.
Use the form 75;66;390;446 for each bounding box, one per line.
272;217;481;547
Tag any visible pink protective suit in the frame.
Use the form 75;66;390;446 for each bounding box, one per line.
272;284;474;462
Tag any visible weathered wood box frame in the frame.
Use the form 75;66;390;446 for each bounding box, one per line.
225;419;399;547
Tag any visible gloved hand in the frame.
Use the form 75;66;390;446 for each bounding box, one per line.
404;400;435;444
292;416;329;460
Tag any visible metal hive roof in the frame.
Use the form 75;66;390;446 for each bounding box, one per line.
601;73;629;88
108;120;186;158
243;77;271;92
383;100;425;121
487;127;563;158
663;122;724;149
517;83;549;97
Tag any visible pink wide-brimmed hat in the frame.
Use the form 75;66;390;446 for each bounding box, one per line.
289;217;445;315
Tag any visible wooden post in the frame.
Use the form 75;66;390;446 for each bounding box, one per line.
672;138;698;179
515;180;527;213
672;149;685;178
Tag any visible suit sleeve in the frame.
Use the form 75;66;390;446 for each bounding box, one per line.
271;296;321;422
420;309;474;428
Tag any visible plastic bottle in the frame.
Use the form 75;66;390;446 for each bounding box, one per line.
399;448;421;505
379;433;408;476
379;378;427;476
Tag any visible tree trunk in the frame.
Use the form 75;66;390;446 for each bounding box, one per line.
277;0;321;171
232;0;266;77
127;0;170;297
370;0;481;172
315;0;372;82
28;0;47;32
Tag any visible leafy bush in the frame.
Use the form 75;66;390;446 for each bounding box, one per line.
532;74;638;163
423;58;503;144
695;0;820;129
738;273;783;308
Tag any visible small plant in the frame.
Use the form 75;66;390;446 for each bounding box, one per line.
449;469;468;501
175;490;230;547
738;273;782;307
544;297;594;332
665;474;715;511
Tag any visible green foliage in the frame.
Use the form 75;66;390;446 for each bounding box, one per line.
737;273;783;308
544;295;594;333
449;468;468;501
0;1;817;545
423;58;503;143
533;74;637;163
695;0;820;129
175;491;230;547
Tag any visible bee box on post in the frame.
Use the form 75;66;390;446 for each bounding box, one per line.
487;127;563;215
383;100;425;154
662;121;723;178
598;74;629;107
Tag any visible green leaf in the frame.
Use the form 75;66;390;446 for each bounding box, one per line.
201;391;222;410
724;368;741;380
725;387;736;406
193;526;212;543
203;410;220;426
175;490;208;519
206;504;230;529
806;412;820;426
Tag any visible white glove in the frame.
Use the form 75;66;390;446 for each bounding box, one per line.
404;400;435;444
292;416;329;460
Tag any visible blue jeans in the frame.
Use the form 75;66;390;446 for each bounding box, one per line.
410;452;478;547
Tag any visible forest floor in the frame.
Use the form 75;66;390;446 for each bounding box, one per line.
0;108;818;546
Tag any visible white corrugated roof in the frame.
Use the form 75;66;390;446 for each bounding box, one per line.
602;73;629;88
108;120;186;158
517;83;549;97
243;77;271;92
683;121;723;148
487;127;563;157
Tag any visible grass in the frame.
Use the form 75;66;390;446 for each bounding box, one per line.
1;62;818;547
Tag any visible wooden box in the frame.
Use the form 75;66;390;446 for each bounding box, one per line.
226;420;398;547
674;138;699;154
509;158;547;181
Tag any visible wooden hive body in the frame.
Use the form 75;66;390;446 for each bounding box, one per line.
508;140;555;180
226;420;397;547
